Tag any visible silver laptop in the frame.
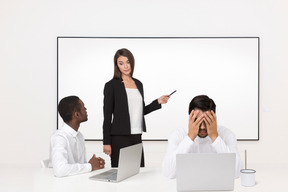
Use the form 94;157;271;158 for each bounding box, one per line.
176;153;236;191
89;143;142;183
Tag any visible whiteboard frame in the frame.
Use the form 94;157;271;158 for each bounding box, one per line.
57;37;259;141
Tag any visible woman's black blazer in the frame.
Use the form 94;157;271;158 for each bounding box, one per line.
103;78;161;145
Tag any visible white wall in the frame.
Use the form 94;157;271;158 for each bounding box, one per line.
1;0;288;169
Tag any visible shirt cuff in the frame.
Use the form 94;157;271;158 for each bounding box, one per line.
176;136;195;154
210;136;227;153
86;163;92;172
184;135;194;145
211;135;221;147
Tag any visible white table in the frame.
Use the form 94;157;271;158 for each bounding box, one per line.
0;164;287;192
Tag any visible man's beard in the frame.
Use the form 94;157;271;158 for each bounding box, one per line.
198;129;208;138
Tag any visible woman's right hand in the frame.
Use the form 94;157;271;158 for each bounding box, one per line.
103;145;112;156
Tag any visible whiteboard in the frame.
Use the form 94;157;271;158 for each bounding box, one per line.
57;37;259;141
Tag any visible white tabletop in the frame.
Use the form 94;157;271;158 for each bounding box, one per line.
0;164;288;192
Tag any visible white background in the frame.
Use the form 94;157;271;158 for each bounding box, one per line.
58;37;259;140
1;0;288;173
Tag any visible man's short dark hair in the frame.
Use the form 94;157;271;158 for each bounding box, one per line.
58;96;81;123
188;95;216;114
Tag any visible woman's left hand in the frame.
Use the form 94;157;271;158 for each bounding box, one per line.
158;95;170;104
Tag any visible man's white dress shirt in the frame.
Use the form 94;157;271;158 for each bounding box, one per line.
48;123;91;177
162;125;242;179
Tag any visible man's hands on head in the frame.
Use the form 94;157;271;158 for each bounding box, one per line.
188;110;204;141
89;154;105;171
204;110;218;142
188;110;218;142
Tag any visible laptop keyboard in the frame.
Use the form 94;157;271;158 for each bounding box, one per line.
106;172;117;180
94;169;118;180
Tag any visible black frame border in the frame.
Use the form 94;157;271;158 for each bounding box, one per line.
57;36;260;142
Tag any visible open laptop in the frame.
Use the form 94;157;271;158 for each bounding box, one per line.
176;153;236;192
89;143;142;183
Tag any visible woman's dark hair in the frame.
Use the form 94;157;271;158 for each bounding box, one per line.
188;95;216;114
58;96;81;123
113;48;135;79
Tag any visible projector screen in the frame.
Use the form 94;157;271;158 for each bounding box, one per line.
57;37;259;141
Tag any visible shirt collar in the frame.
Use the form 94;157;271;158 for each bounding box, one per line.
195;135;212;143
62;123;79;138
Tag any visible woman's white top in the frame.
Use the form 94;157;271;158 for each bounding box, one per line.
126;88;143;134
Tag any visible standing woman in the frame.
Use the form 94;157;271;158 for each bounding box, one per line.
103;48;170;167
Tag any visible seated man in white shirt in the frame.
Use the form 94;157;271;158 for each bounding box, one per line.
49;96;105;177
162;95;242;179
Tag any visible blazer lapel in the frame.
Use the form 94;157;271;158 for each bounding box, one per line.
133;78;144;97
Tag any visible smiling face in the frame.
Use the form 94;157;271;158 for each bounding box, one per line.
117;56;131;77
